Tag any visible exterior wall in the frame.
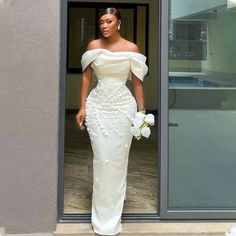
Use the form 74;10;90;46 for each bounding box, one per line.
0;0;60;233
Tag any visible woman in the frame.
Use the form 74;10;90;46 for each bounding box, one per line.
76;7;148;235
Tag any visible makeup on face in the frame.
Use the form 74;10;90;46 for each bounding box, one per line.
99;14;119;37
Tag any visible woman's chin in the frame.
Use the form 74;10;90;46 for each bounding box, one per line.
102;34;110;38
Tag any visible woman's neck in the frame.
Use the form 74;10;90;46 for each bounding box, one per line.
102;32;121;45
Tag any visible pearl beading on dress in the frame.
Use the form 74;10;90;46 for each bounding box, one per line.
86;80;136;138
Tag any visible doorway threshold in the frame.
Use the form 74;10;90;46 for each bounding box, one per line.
54;222;236;236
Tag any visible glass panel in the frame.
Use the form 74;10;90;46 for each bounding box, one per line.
67;8;96;71
118;8;134;42
137;6;147;55
168;0;236;209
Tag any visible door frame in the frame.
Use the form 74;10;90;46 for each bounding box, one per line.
58;0;161;222
158;0;169;219
59;0;236;222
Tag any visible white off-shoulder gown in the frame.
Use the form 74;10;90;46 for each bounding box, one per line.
81;48;148;235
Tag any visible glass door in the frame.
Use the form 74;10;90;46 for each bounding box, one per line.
160;0;236;219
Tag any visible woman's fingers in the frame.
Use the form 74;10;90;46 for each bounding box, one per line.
76;114;85;130
79;116;85;130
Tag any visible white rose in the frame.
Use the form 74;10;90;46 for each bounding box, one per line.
140;126;151;138
133;112;146;128
133;117;144;128
135;111;146;120
144;114;155;126
131;126;141;137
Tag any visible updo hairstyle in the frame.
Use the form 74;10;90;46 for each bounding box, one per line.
99;7;121;21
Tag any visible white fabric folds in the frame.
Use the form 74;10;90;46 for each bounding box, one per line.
81;48;148;81
80;48;148;235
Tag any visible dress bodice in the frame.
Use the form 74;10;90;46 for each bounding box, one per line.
82;49;148;138
81;48;148;84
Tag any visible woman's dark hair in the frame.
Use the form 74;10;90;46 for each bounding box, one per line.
99;7;121;21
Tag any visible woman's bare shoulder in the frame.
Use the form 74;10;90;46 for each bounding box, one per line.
122;39;140;53
86;39;102;50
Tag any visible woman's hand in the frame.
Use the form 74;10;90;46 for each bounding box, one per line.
75;108;86;130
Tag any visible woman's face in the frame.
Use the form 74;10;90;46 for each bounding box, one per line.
99;14;120;38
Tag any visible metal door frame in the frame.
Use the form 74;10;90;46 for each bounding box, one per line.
58;0;161;222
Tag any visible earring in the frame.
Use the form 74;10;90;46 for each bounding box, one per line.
118;25;120;31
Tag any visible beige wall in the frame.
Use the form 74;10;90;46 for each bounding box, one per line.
66;0;159;110
202;11;236;73
0;0;59;233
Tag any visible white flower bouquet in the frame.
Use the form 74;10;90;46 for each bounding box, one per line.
130;112;155;140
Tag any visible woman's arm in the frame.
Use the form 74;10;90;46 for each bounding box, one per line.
132;75;145;112
128;44;145;112
75;65;92;130
80;65;92;110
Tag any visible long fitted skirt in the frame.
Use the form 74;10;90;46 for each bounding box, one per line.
85;82;137;235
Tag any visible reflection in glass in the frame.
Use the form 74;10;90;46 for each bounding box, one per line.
168;0;236;209
67;7;96;71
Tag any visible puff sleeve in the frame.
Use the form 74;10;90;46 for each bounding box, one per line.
129;53;148;81
81;49;98;71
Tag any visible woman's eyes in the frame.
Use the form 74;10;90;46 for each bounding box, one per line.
100;20;113;25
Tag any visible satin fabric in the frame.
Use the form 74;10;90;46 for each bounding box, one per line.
81;48;148;235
